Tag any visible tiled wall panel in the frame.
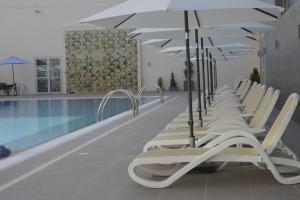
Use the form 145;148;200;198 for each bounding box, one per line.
65;30;138;93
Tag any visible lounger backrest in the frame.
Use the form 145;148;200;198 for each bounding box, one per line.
239;81;252;100
243;85;266;115
262;93;299;154
238;80;250;97
250;88;280;128
243;84;260;109
242;82;258;106
233;77;242;92
249;87;273;128
236;79;247;96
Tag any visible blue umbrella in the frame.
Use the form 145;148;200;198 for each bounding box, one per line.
0;56;30;84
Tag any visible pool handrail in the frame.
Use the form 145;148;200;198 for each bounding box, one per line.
137;84;164;103
18;84;27;96
10;83;27;96
97;89;139;121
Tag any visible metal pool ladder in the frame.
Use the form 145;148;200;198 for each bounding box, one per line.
11;83;27;96
97;89;139;122
136;84;164;103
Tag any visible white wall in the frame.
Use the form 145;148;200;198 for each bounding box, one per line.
216;53;260;86
216;37;261;86
140;45;186;91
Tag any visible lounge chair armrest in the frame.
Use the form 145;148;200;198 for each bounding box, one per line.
240;113;253;118
204;136;266;156
208;125;247;134
204;130;259;148
208;127;265;135
241;128;266;135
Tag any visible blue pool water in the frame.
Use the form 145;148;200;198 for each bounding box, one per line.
0;97;157;151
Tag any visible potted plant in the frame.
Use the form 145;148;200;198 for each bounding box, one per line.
169;72;178;91
157;77;164;91
250;68;261;84
183;61;194;91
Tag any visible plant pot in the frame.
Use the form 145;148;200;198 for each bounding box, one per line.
169;87;178;91
184;80;194;91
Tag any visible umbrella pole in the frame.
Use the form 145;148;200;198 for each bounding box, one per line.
209;53;214;100
201;38;207;115
214;59;218;89
12;64;15;85
206;48;211;106
184;10;195;147
195;29;203;127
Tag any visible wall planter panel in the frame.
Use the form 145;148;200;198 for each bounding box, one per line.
65;30;138;93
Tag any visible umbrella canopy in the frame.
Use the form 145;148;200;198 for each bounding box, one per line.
169;50;241;60
169;48;250;60
142;37;257;49
129;22;273;40
160;44;253;60
80;0;282;28
0;56;29;65
142;39;171;46
130;22;271;48
130;28;253;40
191;56;240;62
159;43;252;53
0;56;30;84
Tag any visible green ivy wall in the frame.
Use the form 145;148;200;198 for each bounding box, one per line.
65;30;138;93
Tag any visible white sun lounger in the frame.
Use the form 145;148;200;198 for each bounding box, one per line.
167;85;266;129
143;89;280;151
128;94;300;188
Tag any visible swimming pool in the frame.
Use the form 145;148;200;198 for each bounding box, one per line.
0;97;158;151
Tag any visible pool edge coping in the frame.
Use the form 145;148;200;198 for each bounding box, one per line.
0;95;160;101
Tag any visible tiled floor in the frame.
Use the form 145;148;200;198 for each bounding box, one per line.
0;92;300;200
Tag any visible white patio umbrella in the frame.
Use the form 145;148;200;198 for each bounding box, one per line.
141;39;171;46
141;37;256;49
170;50;248;59
191;56;240;61
159;43;252;53
161;46;251;61
80;0;283;147
169;48;246;57
130;28;252;41
129;22;273;41
80;0;282;29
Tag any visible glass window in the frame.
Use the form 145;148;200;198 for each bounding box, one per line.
50;78;61;92
49;58;61;78
36;59;48;78
36;57;61;93
37;78;49;93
